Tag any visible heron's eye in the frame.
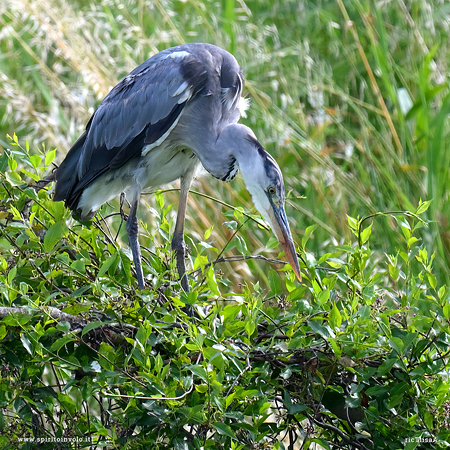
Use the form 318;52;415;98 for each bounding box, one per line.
268;187;276;195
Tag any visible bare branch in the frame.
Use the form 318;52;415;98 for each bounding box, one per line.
0;306;87;326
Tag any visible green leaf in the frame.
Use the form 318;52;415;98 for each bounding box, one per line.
302;224;317;248
266;235;278;249
233;208;244;222
193;253;209;271
365;385;389;397
20;334;33;355
20;168;40;182
29;154;41;169
443;302;450;320
206;265;220;296
204;225;213;240
283;390;307;415
43;221;65;252
97;253;118;278
68;286;92;299
213;422;237;440
222;220;237;230
155;191;165;209
8;156;17;171
2;313;33;327
308;320;334;339
305;252;317;268
56;322;71;334
407;236;419;247
389;337;404;355
82;321;104;337
202;347;224;371
225;392;236;408
427;273;437;289
309;439;331;450
402;333;418;353
328;303;342;329
416;199;432;215
424;412;434;430
404;440;419;450
268;268;282;295
188;365;208;383
135;324;150;349
235;235;248;255
222;304;241;322
195;384;208;393
317;288;330;306
347;215;358;231
7;266;17;285
360;223;372;244
8;205;22;221
388;262;399;280
50;336;76;352
245;319;255;338
5;171;23;186
45;149;57;166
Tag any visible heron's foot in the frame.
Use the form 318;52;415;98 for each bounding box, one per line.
119;192;132;222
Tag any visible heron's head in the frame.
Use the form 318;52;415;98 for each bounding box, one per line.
227;124;301;281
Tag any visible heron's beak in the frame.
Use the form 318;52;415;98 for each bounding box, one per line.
267;203;302;281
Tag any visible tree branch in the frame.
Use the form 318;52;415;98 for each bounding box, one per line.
0;306;87;326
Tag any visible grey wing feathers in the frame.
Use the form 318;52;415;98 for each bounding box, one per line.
78;52;207;175
54;50;208;208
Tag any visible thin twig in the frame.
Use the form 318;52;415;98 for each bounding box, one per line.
101;383;194;402
306;413;371;450
226;353;252;398
190;254;290;277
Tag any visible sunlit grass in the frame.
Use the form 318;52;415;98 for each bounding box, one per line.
1;0;450;286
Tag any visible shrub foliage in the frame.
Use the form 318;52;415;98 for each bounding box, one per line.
0;137;449;449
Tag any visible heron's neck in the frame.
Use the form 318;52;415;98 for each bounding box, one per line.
198;123;257;182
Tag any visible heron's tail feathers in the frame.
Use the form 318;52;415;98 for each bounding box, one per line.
53;131;87;207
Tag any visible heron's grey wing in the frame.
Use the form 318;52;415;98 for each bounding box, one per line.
56;51;208;207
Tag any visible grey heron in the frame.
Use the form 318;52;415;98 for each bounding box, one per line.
53;43;301;291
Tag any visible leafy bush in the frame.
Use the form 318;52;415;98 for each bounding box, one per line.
2;1;450;448
0;137;449;450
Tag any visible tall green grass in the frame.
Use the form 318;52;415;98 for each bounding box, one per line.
1;0;449;285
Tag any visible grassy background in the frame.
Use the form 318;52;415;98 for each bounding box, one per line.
1;0;450;286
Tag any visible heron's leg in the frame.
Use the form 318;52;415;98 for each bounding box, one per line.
126;199;145;290
172;175;193;292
